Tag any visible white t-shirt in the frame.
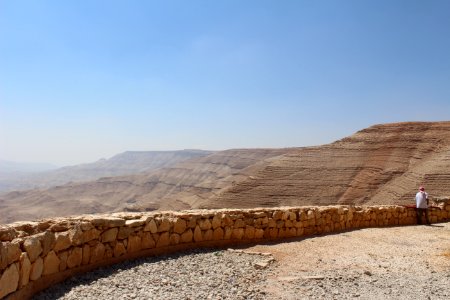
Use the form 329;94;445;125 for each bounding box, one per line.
416;191;428;209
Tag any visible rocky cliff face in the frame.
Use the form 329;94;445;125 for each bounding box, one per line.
206;122;450;209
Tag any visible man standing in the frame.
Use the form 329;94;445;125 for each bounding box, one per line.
415;186;430;225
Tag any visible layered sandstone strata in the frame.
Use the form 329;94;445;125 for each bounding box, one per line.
1;200;449;299
210;122;450;208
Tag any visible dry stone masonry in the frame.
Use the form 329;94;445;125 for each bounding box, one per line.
1;200;450;299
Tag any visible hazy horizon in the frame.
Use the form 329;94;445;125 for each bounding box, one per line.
2;0;450;165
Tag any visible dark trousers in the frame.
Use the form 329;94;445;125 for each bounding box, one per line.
416;208;430;225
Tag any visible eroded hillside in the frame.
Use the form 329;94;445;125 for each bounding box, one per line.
1;121;450;224
0;148;292;223
205;122;450;209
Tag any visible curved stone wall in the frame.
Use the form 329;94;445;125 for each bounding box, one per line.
1;201;449;299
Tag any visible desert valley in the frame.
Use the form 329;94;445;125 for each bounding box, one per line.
1;121;450;223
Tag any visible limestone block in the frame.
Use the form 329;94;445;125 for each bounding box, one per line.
244;218;255;226
118;227;133;240
269;228;278;239
90;217;125;228
82;244;90;265
144;219;158;233
125;219;145;227
150;234;158;246
255;229;264;239
267;219;276;228
296;228;305;236
234;219;245;228
173;219;187;234
37;231;56;256
29;257;43;281
224;227;233;240
101;228;119;243
288;228;297;237
156;232;170;247
281;211;290;220
81;228;100;244
307;210;315;220
211;214;222;229
49;222;70;232
255;216;269;225
105;245;113;259
203;229;213;241
127;236;142;253
0;226;17;242
194;226;203;242
170;233;181;245
231;228;244;240
54;232;71;252
285;220;293;228
308;219;316;226
198;219;212;230
252;211;267;218
221;215;233;227
316;218;324;226
188;216;198;228
244;226;255;239
213;228;224;240
289;211;297;220
3;241;21;266
180;229;193;243
299;211;307;221
278;228;287;238
272;211;283;220
19;252;31;288
157;218;171;232
276;221;285;228
90;243;106;263
58;251;68;271
114;242;126;257
0;263;19;298
142;232;156;249
80;221;94;231
23;236;43;263
67;247;82;269
42;251;60;275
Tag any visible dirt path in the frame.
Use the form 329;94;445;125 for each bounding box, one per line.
244;223;450;300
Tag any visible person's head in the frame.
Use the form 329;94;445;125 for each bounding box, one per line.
419;186;425;191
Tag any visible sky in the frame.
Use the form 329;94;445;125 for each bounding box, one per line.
1;0;450;166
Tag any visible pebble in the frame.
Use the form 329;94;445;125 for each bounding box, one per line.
33;249;272;300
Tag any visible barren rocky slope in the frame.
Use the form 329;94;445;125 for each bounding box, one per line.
0;149;292;223
0;150;212;193
206;122;450;209
1;121;450;224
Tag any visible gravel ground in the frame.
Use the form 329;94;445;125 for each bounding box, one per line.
33;223;450;300
33;249;272;300
247;223;450;300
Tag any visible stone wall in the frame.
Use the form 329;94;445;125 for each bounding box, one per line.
1;201;450;299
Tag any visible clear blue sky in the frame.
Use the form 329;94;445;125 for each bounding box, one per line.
1;0;450;166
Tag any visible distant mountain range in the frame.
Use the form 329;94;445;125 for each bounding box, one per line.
0;150;213;193
2;121;450;224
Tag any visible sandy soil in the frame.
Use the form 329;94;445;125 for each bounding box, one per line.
244;222;450;300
